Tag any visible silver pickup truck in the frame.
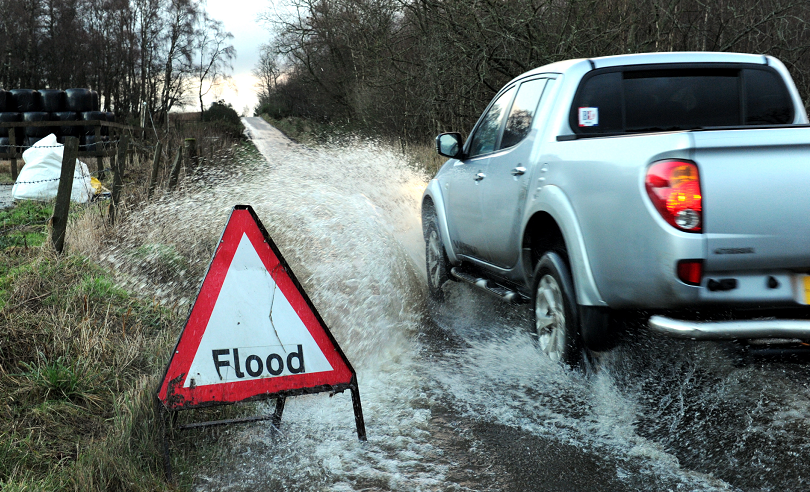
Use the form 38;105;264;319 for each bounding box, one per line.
422;51;810;367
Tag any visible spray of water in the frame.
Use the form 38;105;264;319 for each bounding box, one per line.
91;120;810;490
95;124;466;490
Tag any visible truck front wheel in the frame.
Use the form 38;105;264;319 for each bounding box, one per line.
532;252;583;368
425;218;450;301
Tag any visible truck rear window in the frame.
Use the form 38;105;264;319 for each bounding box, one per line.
571;66;794;135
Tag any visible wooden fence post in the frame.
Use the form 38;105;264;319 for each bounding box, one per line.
94;124;104;180
168;145;182;190
9;127;17;180
184;138;198;169
147;141;163;199
109;134;128;224
51;136;79;254
127;140;133;173
140;101;147;137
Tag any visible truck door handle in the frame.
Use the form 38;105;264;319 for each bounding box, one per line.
511;167;526;176
475;172;486;181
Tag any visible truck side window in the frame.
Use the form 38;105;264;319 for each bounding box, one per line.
468;86;515;158
500;78;548;149
572;72;623;134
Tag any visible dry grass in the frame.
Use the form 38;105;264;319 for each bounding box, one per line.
259;115;325;144
64;204;107;258
0;243;179;490
0;122;252;490
402;141;446;177
0;160;15;175
0;160;21;184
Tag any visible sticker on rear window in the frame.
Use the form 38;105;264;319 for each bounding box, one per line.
578;107;599;127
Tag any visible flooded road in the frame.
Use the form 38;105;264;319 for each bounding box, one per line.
117;117;810;491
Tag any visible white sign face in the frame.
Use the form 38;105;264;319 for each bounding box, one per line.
184;233;333;387
578;107;599;127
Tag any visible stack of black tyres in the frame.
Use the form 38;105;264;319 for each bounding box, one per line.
0;88;114;154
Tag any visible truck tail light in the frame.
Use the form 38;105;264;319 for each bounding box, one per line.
645;160;702;233
677;259;703;285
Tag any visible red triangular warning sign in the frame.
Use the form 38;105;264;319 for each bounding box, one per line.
158;205;355;409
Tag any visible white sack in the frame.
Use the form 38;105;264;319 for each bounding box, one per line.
11;134;94;203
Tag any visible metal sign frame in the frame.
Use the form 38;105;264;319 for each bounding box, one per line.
156;205;366;481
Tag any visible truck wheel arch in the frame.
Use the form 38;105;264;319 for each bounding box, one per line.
524;212;566;268
522;188;606;308
421;184;459;264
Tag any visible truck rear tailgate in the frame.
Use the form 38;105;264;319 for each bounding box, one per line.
692;127;810;272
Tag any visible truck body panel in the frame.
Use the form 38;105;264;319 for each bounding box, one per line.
422;51;810;340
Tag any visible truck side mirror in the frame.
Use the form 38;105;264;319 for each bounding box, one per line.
436;132;463;159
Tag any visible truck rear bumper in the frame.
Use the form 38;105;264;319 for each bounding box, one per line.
648;315;810;340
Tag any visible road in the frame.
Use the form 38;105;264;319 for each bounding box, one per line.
182;117;810;491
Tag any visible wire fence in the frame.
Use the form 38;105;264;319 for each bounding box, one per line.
3;139;123;152
0;166;113;187
0;111;246;255
1;118;234;199
1;137;120;187
3;135;171;194
129;140;160;152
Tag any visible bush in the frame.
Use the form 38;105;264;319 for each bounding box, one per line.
254;96;293;120
202;100;243;139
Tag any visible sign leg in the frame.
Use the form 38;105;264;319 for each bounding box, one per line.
350;380;367;441
272;396;286;429
158;398;173;483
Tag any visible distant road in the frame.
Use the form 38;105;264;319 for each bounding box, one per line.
241;117;297;163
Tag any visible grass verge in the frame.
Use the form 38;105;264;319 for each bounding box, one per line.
259;114;360;145
0;201;179;490
0;116;265;489
1;203;252;488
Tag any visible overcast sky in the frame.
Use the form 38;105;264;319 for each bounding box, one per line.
201;0;273;115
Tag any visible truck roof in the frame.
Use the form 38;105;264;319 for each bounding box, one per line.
523;51;771;79
591;51;769;68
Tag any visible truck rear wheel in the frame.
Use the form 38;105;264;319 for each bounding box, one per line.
425;218;450;302
532;252;583;368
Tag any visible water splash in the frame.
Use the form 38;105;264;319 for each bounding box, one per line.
93;121;810;490
99;127;457;489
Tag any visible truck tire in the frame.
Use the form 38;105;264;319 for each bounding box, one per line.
425;217;450;302
532;252;583;368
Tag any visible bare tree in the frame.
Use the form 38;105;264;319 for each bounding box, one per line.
194;15;235;115
158;0;200;119
253;43;280;104
261;0;810;141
